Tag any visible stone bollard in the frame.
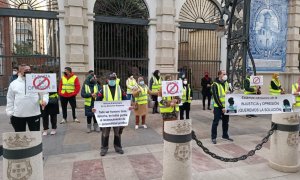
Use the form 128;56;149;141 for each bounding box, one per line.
269;112;300;173
163;119;192;180
2;131;43;180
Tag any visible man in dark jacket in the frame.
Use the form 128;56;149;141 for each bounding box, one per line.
9;67;18;84
201;72;212;110
95;73;128;156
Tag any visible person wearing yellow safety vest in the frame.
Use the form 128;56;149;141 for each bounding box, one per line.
211;70;233;144
292;78;300;136
132;76;157;129
243;69;260;118
93;72;128;156
81;74;101;133
269;73;285;95
42;91;59;136
179;77;193;120
59;67;81;124
158;75;181;127
150;70;163;114
126;73;138;100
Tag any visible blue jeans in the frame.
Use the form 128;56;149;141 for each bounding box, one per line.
211;107;229;139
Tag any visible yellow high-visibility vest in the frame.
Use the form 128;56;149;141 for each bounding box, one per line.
116;78;120;85
182;85;192;103
152;77;162;92
269;79;281;95
84;84;99;106
159;96;179;113
103;85;122;101
135;85;148;105
292;83;300;107
61;75;77;94
126;79;137;94
213;82;229;108
244;78;257;95
49;93;58;99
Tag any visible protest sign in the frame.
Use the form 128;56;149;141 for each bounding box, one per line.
225;94;295;115
94;100;131;127
162;80;183;97
25;73;57;93
250;76;263;86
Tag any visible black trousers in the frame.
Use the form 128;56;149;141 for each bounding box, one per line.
87;115;97;124
211;107;229;139
179;102;191;120
43;114;57;130
202;93;212;109
101;127;122;150
11;115;40;132
60;96;77;120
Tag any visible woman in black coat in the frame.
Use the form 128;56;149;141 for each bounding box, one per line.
42;92;59;136
81;74;101;133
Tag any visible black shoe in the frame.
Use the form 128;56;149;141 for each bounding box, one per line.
246;115;252;118
208;108;211;110
115;148;124;154
250;115;257;117
222;137;234;142
100;150;107;156
203;107;205;110
211;139;217;144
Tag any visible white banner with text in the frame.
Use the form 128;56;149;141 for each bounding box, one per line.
94;100;131;127
225;94;295;115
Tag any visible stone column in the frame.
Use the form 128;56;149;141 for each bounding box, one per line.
163;119;192;180
2;132;43;180
269;112;300;173
148;19;157;82
156;0;178;78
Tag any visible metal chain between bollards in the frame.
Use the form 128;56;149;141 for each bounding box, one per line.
191;124;277;162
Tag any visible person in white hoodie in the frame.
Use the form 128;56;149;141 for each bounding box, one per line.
6;64;49;132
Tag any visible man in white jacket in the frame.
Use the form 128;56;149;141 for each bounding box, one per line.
6;64;49;132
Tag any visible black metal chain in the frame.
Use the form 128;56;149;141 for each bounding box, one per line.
191;124;276;162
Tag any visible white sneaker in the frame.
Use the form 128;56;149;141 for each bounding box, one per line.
74;119;80;123
42;131;48;136
60;119;66;124
135;125;139;130
50;130;56;135
142;124;148;129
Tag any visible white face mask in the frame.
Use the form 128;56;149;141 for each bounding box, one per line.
130;76;133;79
13;71;17;75
183;80;187;84
222;75;228;81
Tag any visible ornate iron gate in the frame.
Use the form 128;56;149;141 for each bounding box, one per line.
178;0;222;97
0;0;59;105
93;0;149;88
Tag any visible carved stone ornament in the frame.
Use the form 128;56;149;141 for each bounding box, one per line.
283;114;299;123
287;132;299;147
174;143;191;162
4;134;35;148
7;159;33;180
171;121;191;134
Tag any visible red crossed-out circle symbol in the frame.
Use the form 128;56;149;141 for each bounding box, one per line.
253;77;260;84
166;82;179;95
33;76;50;90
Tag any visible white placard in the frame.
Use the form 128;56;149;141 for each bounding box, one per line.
25;73;57;93
225;94;295;115
94;100;131;127
250;76;263;86
162;80;183;97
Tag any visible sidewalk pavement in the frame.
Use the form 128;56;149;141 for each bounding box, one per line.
0;103;299;180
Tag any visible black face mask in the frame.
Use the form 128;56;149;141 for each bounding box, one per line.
64;72;68;76
23;71;31;77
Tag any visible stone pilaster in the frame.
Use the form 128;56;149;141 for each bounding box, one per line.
156;0;178;78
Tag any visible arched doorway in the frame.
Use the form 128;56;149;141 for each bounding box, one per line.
93;0;149;88
178;0;222;98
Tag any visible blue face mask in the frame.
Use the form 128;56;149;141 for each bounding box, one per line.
108;80;116;86
139;81;144;85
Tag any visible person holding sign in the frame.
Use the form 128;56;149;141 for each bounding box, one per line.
269;73;285;95
211;70;233;144
93;72;128;156
59;67;81;124
244;69;260;118
179;77;193;120
81;74;101;133
149;70;163;114
132;76;157;129
292;78;300;135
126;73;138;101
6;64;49;132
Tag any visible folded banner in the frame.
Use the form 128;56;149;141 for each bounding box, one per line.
94;100;131;127
225;94;295;115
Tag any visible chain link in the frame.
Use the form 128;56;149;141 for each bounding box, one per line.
191;124;276;162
